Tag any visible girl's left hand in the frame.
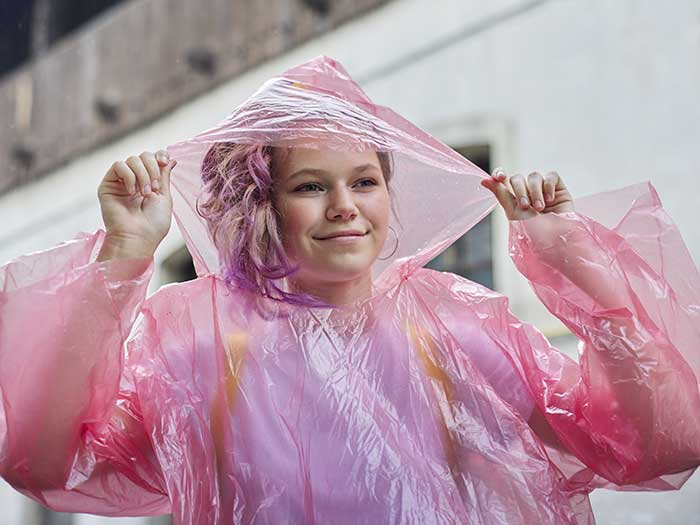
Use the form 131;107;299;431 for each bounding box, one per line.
480;168;575;220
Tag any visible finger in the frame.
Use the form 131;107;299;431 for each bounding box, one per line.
112;161;137;195
543;171;559;204
509;174;530;209
491;167;507;183
526;172;545;211
140;151;162;192
159;159;177;198
155;149;169;167
481;178;517;217
126;155;152;197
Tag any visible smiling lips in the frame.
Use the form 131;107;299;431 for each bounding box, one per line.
316;230;367;240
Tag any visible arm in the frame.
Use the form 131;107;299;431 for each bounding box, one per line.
509;205;700;486
0;230;170;516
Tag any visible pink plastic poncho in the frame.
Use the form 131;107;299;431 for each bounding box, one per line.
1;56;699;525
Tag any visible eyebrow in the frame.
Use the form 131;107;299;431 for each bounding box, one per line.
287;163;380;181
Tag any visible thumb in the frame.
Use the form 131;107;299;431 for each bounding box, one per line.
155;149;169;166
160;159;177;198
481;178;517;219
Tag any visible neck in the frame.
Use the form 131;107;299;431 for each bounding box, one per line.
290;271;373;307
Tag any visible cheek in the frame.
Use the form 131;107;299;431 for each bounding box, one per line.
277;201;318;245
368;192;391;230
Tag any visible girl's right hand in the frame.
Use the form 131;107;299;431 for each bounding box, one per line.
97;150;177;260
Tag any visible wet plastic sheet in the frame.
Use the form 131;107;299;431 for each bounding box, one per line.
1;56;699;524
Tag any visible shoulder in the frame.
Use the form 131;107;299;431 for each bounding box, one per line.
411;267;506;305
144;274;216;310
141;274;256;328
128;275;240;367
411;270;535;418
143;273;250;316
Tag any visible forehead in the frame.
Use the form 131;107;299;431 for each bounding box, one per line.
276;148;380;178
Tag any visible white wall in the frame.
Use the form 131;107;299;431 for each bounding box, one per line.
1;0;698;522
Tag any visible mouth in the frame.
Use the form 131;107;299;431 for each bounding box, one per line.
314;232;368;242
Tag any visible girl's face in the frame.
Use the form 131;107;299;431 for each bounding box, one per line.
273;148;391;286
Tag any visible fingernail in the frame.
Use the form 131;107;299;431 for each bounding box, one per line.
535;199;544;210
143;184;151;195
152;179;160;190
520;197;529;207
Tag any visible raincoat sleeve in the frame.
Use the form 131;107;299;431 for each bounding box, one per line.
507;182;700;490
0;230;171;516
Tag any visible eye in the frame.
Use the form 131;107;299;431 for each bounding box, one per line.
295;182;323;192
355;178;378;188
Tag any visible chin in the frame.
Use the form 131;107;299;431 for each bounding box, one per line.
307;256;376;282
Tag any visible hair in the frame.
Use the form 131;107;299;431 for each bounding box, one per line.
196;143;395;307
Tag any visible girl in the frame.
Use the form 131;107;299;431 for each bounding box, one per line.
1;56;699;525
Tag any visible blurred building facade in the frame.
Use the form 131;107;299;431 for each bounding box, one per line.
1;0;699;523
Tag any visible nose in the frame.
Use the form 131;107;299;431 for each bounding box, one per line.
326;187;358;221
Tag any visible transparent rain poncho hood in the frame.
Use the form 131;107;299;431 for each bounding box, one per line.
1;56;699;525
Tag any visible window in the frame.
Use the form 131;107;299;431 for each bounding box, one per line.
160;245;198;285
0;0;127;77
39;507;73;525
424;144;493;289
